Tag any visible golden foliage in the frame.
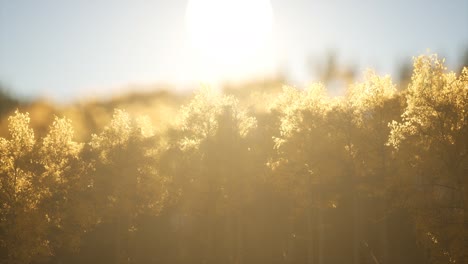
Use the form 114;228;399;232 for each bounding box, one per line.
0;54;467;264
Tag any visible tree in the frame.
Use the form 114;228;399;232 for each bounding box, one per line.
160;88;259;263
38;116;92;259
388;54;468;263
84;109;167;263
269;84;343;263
0;111;50;263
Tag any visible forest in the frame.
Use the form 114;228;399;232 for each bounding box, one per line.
0;54;467;264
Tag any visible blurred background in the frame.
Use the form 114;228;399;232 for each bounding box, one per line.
1;0;467;102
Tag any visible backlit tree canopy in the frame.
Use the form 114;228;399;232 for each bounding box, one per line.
0;54;466;264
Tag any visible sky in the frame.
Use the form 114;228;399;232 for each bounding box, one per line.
0;0;467;101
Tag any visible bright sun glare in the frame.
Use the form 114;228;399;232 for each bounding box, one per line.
186;0;274;67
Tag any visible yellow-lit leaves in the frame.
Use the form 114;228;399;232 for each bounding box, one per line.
272;84;328;148
388;54;468;149
0;110;36;198
90;109;155;163
177;88;257;151
347;70;396;127
41;116;83;183
6;110;35;156
90;109;132;151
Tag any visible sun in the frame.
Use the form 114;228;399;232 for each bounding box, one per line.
186;0;274;66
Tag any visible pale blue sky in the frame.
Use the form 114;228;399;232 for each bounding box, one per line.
1;0;467;101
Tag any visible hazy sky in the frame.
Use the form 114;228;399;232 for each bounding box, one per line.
1;0;467;101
